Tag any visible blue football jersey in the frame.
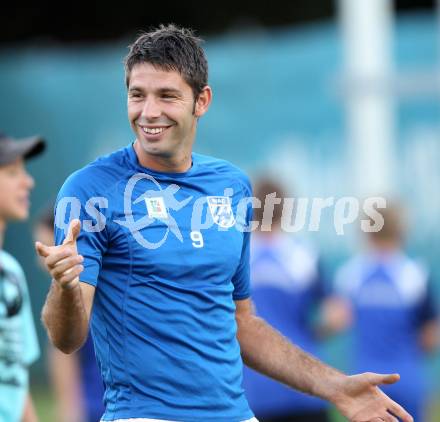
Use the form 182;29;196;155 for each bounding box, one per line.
335;251;438;421
243;234;328;417
54;143;254;422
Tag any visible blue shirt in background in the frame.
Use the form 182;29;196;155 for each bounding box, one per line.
243;234;328;418
335;251;438;422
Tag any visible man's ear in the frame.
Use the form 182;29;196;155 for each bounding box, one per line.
194;86;212;118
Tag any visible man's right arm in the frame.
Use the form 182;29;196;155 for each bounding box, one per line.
42;281;95;354
37;219;95;354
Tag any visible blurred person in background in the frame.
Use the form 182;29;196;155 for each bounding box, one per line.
325;203;439;422
34;208;105;422
0;133;45;422
243;178;330;422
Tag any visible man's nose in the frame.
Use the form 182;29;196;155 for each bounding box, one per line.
141;97;161;120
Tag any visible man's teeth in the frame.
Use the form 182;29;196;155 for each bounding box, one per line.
143;127;166;134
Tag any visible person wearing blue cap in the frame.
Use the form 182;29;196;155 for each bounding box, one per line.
0;133;45;422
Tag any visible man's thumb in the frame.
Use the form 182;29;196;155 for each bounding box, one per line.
64;219;81;245
369;372;400;386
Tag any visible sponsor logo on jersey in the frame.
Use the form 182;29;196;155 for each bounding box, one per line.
207;196;235;228
145;197;168;219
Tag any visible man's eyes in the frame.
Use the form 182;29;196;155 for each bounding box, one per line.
129;91;179;102
128;92;179;100
161;93;178;100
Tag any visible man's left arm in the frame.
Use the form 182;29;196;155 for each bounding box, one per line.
235;298;413;422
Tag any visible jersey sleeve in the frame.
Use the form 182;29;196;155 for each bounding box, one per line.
231;177;252;301
54;171;109;287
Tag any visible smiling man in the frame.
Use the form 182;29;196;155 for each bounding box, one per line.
127;63;210;171
36;25;413;422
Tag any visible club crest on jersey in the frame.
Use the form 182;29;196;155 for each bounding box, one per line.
145;197;168;219
207;196;235;228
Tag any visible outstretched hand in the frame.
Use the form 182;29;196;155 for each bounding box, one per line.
334;372;413;422
35;219;83;289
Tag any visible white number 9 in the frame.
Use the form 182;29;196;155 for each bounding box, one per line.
190;231;204;248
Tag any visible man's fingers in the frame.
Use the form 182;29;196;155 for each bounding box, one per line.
45;248;75;268
51;256;84;279
63;219;81;245
387;398;414;422
58;265;83;286
35;241;50;258
375;377;414;422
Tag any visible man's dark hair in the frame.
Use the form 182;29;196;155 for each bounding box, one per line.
124;24;208;99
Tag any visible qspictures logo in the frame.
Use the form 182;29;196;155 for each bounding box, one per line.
55;173;386;250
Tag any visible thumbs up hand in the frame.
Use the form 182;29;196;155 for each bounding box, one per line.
35;219;84;290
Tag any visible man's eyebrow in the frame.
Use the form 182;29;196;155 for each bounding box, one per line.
128;86;143;92
157;87;182;95
128;86;183;95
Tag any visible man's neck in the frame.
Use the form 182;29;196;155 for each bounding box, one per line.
134;141;192;173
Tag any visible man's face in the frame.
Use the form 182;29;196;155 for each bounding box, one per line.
0;158;34;221
127;63;211;160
